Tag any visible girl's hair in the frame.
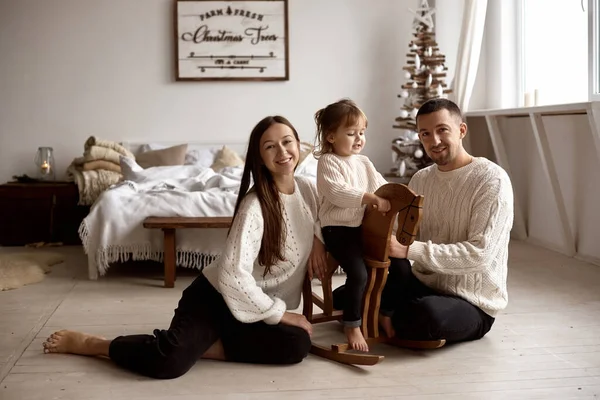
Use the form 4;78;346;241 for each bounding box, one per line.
231;115;300;276
313;98;368;158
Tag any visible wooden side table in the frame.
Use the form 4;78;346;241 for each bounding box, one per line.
0;182;90;246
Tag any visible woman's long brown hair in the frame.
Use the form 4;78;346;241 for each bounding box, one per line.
230;115;300;276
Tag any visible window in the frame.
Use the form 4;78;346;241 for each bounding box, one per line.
520;0;588;106
590;0;600;100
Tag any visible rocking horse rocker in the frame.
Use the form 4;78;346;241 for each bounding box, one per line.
302;183;446;366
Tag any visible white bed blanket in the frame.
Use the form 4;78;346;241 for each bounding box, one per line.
81;166;245;279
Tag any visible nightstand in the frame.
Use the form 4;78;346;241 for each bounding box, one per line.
0;182;90;246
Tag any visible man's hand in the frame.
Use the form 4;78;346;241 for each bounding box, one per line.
308;236;327;281
389;235;408;259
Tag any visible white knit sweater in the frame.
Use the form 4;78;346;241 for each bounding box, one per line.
202;176;320;325
317;153;388;228
407;157;514;317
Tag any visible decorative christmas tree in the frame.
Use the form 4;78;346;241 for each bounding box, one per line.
391;0;452;178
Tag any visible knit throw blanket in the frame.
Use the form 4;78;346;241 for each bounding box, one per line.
67;136;134;205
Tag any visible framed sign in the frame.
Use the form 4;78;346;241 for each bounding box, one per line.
175;0;289;81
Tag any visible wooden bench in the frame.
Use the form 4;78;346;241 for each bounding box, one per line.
143;216;233;288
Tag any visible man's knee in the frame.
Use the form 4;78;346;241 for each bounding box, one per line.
396;297;490;342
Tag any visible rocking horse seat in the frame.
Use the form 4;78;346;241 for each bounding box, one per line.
303;183;445;366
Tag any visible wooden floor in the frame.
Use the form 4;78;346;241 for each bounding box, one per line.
0;240;599;399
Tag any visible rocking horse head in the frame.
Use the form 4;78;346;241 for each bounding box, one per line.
361;184;424;263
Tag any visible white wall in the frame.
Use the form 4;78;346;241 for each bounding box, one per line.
433;0;463;95
0;0;416;182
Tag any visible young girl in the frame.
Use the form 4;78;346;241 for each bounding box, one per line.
314;98;391;352
42;116;328;379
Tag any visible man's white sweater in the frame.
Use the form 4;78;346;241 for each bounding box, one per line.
407;157;514;317
317;153;388;228
203;177;320;325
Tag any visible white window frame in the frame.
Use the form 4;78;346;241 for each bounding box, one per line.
516;0;598;105
589;0;600;101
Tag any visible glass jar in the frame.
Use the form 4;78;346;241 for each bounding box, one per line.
34;146;55;180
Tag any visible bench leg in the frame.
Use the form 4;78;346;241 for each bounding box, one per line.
162;228;176;288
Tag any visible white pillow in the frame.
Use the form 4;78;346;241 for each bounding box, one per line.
185;148;219;168
295;153;318;177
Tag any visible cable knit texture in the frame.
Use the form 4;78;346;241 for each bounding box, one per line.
203;176;320;325
317;153;388;228
407;157;514;317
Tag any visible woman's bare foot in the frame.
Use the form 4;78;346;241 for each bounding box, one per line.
201;339;226;361
42;330;110;357
344;326;369;352
379;315;396;338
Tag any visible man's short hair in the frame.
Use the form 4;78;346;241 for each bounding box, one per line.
417;98;464;123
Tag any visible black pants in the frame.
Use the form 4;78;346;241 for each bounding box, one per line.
108;274;311;379
322;226;367;328
333;258;495;343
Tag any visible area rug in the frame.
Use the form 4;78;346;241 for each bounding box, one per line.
0;252;64;291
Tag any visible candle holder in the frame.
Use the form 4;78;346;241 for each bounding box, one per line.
34;147;55;181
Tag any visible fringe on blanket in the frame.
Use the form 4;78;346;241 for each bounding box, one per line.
79;222;219;276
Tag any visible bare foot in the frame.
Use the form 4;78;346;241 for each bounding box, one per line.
379;314;396;338
42;330;109;356
344;326;369;352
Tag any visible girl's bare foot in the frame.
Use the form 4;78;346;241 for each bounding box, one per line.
344;326;369;352
379;314;396;338
42;330;110;357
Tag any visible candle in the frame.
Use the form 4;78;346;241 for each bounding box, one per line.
41;161;50;174
524;92;533;107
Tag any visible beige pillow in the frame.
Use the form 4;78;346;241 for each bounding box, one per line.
211;146;244;171
136;144;188;168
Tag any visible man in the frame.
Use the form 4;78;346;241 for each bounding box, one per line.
335;98;514;343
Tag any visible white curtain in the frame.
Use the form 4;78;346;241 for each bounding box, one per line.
450;0;488;112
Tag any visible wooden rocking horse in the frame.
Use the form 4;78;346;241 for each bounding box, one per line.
302;183;446;366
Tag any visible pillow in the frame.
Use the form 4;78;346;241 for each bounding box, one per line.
211;145;244;172
185;148;219;168
298;142;314;165
295;153;318;177
135;144;188;168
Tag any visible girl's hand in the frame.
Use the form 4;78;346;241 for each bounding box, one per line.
373;195;391;214
308;236;327;281
280;312;313;336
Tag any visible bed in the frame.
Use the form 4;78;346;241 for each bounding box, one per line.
80;141;318;280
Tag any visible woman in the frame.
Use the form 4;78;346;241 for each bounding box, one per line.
43;116;328;379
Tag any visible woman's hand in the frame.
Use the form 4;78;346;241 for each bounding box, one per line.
280;312;313;336
308;236;327;281
389;235;408;259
